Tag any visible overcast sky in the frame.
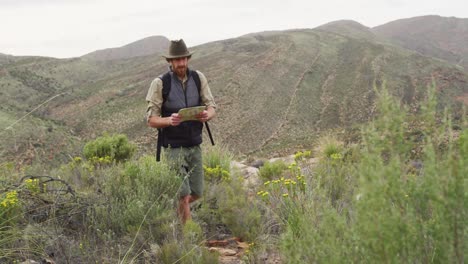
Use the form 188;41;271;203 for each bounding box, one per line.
0;0;466;58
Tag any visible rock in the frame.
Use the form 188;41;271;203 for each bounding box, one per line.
209;247;237;256
249;160;265;168
243;166;260;182
230;161;246;170
20;260;39;264
231;161;260;187
207;237;241;247
219;255;244;264
237;241;249;250
269;155;295;165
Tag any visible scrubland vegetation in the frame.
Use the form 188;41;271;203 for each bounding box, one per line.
1;85;466;263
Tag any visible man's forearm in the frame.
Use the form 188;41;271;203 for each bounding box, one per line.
207;106;216;121
148;116;171;128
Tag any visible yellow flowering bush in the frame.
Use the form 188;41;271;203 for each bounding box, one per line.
88;155;113;166
24;178;40;194
0;190;20;228
204;165;230;183
257;166;306;201
1;191;18;208
330;153;342;160
294;150;312;161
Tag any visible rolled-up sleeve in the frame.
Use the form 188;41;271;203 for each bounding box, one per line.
196;71;217;109
145;78;163;122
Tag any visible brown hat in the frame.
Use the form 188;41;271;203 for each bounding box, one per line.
163;39;194;61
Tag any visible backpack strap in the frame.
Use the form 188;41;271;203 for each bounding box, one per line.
191;70;215;146
191;70;202;104
161;72;172;105
156;72;172;162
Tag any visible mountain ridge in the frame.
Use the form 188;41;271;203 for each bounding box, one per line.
315;20;377;40
372;15;468;71
82;35;170;61
1;16;467;167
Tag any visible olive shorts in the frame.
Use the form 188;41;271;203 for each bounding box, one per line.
164;145;204;198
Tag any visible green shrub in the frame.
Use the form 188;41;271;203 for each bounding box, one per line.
280;196;351;264
158;240;218;264
157;221;219;264
258;160;288;181
0;189;22;262
216;175;263;242
90;155;181;238
83;133;136;163
198;146;263;242
314;149;353;206
276;85;467;263
0;167;62;262
0;164;22;260
314;135;344;160
202;144;233;173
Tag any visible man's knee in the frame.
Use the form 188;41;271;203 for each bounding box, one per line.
181;195;191;203
189;194;200;203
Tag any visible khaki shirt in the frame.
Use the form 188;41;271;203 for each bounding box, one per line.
145;70;216;121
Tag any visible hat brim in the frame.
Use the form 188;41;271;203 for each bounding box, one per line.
162;51;194;60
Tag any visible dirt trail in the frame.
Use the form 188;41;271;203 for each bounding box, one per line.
208;156;309;263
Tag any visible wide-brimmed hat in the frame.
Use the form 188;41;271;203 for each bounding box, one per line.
163;39;194;61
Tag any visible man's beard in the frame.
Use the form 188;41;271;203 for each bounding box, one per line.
175;66;186;77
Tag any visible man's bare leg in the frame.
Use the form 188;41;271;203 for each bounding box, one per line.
178;195;200;224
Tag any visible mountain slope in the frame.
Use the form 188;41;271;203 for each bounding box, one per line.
1;25;467;166
196;30;466;154
82;35;170;61
372;15;468;71
46;29;468;155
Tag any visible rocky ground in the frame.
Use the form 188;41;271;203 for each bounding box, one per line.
208;155;317;264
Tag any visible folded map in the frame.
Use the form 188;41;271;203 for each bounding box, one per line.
178;106;206;122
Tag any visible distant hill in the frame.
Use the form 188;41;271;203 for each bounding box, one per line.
0;53;14;65
82;35;170;61
316;20;377;40
1;17;467;167
372;15;468;71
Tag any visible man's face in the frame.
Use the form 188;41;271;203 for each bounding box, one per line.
170;57;188;77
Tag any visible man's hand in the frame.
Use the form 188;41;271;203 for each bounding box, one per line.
196;110;209;123
197;106;216;123
169;113;182;126
147;113;183;128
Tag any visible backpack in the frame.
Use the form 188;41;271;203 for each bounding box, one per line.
156;70;215;161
